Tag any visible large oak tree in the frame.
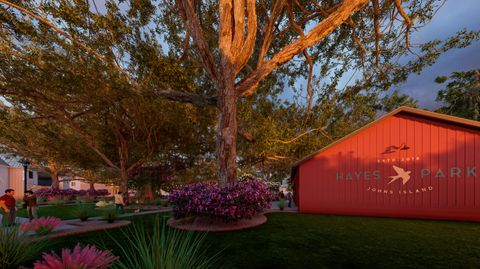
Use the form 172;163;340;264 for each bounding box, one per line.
1;0;478;187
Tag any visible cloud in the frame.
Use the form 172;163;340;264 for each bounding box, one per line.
398;0;480;110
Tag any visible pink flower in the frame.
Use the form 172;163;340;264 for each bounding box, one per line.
34;244;118;269
20;216;64;235
169;179;275;222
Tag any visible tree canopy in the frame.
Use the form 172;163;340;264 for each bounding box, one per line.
435;69;480;121
0;0;478;188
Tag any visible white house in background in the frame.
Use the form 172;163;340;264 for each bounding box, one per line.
60;176;117;196
0;154;45;198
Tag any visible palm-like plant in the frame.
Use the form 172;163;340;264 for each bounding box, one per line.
19;216;64;236
0;227;50;268
108;216;220;269
76;204;93;221
34;244;118;269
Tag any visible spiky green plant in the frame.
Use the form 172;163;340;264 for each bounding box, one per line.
278;198;286;210
0;227;50;268
108;217;220;269
76;204;93;221
103;208;118;223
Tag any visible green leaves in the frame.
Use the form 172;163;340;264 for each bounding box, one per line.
0;226;51;268
435;69;480;121
107;216;220;269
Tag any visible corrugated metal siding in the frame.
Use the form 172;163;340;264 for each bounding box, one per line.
298;114;480;221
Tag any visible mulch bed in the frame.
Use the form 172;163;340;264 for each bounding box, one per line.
167;213;267;232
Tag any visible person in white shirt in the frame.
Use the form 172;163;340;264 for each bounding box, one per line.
114;191;125;214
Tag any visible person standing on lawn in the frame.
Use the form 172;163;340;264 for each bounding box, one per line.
114;191;125;214
23;190;38;221
286;192;292;208
0;189;17;226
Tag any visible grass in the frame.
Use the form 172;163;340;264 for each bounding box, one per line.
26;212;480;269
16;204;104;220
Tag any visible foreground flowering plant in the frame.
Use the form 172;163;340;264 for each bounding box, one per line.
169;179;275;222
20;216;64;235
34;244;118;269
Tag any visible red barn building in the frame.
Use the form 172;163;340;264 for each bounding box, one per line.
291;107;480;221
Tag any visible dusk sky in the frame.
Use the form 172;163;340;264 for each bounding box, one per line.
283;1;480;111
391;0;480;110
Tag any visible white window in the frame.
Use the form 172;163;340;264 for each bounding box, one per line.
71;181;76;187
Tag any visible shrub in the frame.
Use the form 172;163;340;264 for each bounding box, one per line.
34;244;118;269
155;198;169;207
34;188;110;198
278;198;286;210
76;196;88;203
96;200;113;208
103;209;118;223
16;198;24;208
107;217;219;269
47;196;65;206
76;204;93;221
77;195;96;203
0;227;50;268
20;217;64;236
169;179;275;222
144;198;155;205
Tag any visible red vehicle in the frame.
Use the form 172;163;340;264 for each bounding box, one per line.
291;107;480;221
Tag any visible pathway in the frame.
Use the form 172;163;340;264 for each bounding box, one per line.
268;200;298;213
1;207;172;240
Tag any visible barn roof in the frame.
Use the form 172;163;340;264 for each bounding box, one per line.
0;157;9;167
0;154;25;168
291;106;480;180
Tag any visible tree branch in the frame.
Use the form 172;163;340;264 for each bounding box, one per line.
303;50;314;113
236;0;369;97
152;88;217;107
372;0;381;68
393;0;412;50
0;0;135;86
231;0;245;55
271;126;328;145
175;0;220;86
258;0;286;67
234;0;257;74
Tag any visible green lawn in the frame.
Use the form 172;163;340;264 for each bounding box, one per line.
35;212;480;269
16;204;104;220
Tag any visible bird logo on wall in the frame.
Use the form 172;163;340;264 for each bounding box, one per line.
388;165;411;185
381;143;410;154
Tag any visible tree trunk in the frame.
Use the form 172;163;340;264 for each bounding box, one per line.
144;181;153;199
51;172;59;189
119;168;129;204
216;83;238;187
89;182;95;191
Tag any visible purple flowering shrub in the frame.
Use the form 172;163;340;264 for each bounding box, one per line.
168;179;275;222
34;188;110;198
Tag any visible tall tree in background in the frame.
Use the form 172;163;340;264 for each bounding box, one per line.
0;1;216;195
167;0;478;185
435;69;480;120
0;108;97;188
1;0;478;187
0;109;133;190
380;90;418;112
237;83;420;181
